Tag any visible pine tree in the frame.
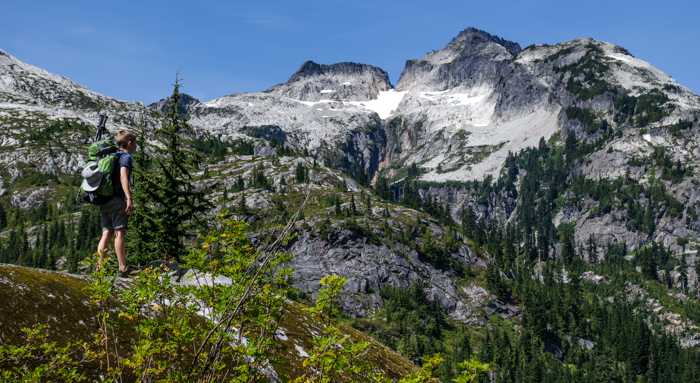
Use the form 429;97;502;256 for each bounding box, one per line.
127;76;213;264
350;195;357;216
561;229;575;264
420;227;440;263
679;252;688;294
0;203;6;230
237;193;249;215
642;247;658;280
295;162;305;183
335;197;342;216
587;233;598;263
55;221;67;249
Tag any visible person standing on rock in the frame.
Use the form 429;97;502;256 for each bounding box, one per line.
97;130;138;277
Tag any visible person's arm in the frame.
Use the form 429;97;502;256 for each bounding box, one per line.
121;166;134;215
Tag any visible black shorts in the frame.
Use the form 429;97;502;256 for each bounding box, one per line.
101;197;128;232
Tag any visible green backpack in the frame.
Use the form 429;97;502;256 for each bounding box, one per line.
77;139;119;205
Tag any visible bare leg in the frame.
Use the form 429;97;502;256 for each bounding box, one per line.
114;228;127;271
97;229;114;267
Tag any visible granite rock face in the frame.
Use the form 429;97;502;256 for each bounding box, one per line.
282;223;494;322
149;93;201;118
396;27;522;92
269;61;392;102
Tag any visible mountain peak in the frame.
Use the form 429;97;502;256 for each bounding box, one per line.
268;61;392;102
287;61;389;83
396;27;521;92
449;27;522;57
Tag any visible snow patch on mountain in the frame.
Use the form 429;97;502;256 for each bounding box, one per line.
345;90;407;119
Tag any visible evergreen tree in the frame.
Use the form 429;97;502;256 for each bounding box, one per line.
679;252;688;294
561;229;575;264
642;246;659;280
237;193;249;215
350;195;357;216
334;197;341;216
127;77;213;264
420;227;440;263
0;203;6;230
295;162;305;183
55;221;67;249
587;233;598;263
374;175;392;201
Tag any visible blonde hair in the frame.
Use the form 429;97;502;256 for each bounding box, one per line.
116;130;137;149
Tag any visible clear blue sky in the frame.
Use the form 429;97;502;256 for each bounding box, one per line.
2;1;698;104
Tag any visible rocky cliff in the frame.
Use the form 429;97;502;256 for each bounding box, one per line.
269;61;392;102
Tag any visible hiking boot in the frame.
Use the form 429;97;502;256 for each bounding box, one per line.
118;265;140;278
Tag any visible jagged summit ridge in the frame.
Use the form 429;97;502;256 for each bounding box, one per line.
449;27;521;57
396;27;521;92
268;60;392;102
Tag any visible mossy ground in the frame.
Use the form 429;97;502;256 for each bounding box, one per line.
0;264;417;381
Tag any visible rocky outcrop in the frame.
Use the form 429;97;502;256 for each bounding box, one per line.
269;61;392;102
282;219;496;325
396;27;522;92
148;93;200;118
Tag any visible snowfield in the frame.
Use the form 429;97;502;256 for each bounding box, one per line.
344;90;407;119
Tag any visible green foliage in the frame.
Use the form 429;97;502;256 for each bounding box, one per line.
613;89;673;127
250;162;272;189
27;171;60;186
0;324;90;381
295;161;307;183
376;283;446;359
453;357;490;383
635;89;672;126
82;213;295;381
555;44;614;100
190;136;253;161
420;227;441;263
565;106;610;134
650;146;691;184
243;124;282;140
28;119;90;145
374;175;393;201
613;92;638;123
668;119;693;137
318;216;332;240
397;354;442;383
545;46;574;62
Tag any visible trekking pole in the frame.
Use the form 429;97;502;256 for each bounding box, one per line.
94;115;108;142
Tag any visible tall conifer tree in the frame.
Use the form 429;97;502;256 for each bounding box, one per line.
127;76;213;264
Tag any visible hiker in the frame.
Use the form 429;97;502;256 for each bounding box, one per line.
96;130;138;277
